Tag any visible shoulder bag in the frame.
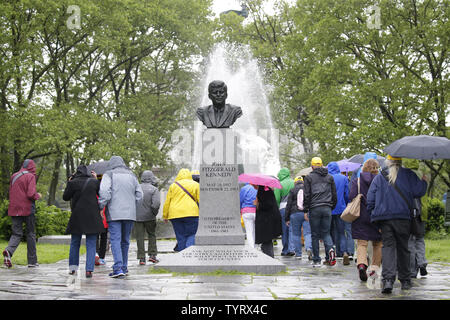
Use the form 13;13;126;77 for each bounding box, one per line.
341;177;361;223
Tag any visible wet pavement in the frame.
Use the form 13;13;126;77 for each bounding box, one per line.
1;239;449;300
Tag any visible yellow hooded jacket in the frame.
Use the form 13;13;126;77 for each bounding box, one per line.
163;168;200;220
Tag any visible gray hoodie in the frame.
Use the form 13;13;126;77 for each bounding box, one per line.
98;156;143;221
136;170;160;222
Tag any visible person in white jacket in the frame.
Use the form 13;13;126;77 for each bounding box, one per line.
98;156;143;278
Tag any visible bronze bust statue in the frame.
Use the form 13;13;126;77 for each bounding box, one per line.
196;80;243;128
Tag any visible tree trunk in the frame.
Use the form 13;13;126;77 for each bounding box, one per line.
47;155;62;206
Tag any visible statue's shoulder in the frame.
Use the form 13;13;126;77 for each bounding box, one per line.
227;104;242;115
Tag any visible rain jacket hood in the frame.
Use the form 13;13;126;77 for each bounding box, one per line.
312;166;329;177
141;170;158;186
277;167;291;181
22;159;37;175
74;165;91;178
327;162;341;175
109;156;127;170
175;168;192;181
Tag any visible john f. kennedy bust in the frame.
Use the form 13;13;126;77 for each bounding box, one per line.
196;80;243;128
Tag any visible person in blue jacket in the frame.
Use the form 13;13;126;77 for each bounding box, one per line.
240;183;257;248
327;162;352;264
367;155;427;294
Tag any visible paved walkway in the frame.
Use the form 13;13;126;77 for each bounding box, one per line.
1;239;449;300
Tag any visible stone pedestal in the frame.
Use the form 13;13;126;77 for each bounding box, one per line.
154;128;285;274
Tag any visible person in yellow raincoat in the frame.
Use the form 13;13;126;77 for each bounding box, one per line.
163;168;200;251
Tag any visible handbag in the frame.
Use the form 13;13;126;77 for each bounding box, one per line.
341;177;361;222
381;171;423;237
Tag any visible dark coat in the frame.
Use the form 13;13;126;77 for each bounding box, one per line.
63;165;106;235
303;167;337;212
367;167;427;222
349;172;381;241
255;186;282;244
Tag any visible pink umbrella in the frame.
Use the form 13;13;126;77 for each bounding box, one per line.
238;173;282;189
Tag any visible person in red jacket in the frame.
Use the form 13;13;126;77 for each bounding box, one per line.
2;159;41;268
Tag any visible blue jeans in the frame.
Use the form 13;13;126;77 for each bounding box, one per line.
171;216;199;251
331;215;345;255
280;208;294;254
108;220;134;273
343;220;354;255
290;211;312;256
69;233;97;272
308;206;335;263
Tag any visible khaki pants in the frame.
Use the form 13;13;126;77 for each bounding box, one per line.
356;239;382;267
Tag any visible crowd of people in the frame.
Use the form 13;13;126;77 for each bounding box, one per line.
2;152;430;294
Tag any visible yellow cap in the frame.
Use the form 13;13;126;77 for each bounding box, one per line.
311;157;323;166
294;176;303;183
387;155;402;161
191;170;200;175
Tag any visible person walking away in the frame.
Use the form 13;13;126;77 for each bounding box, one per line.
350;152;378;185
63;165;106;278
163;168;199;251
349;159;382;281
367;155;427;294
409;197;428;278
3;159;41;268
303;157;337;267
135;170;161;265
274;167;295;256
285;176;312;260
254;185;282;258
240;183;257;248
328;162;352;265
98;156;143;278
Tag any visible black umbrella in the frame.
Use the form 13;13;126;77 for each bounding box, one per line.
383;135;450;160
87;161;110;175
348;154;386;168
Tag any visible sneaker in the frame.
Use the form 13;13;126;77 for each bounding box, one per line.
287;252;295;256
122;268;128;276
307;249;313;261
328;249;336;266
95;255;100;266
343;253;350;266
98;259;106;266
401;280;412;290
148;255;159;263
28;263;39;268
85;271;93;278
295;254;302;260
3;250;12;268
358;264;368;282
69;270;76;275
139;258;146;266
311;261;322;268
348;254;354;261
382;280;393;294
419;266;428;276
109;270;125;278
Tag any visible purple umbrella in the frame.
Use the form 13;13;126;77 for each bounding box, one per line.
336;160;361;172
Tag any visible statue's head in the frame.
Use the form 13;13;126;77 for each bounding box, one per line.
208;80;227;105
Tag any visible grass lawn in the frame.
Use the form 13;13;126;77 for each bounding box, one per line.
0;240;85;266
425;237;450;263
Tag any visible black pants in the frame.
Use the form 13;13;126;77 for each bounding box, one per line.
379;219;411;282
96;230;108;259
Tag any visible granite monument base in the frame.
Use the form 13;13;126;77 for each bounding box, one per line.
153;245;286;274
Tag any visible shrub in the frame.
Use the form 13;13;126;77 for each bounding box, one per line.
422;196;448;235
0;200;70;240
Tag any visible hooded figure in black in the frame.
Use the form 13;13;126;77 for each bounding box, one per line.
63;165;105;235
254;185;282;258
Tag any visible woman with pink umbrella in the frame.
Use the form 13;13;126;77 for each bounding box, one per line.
239;174;283;258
